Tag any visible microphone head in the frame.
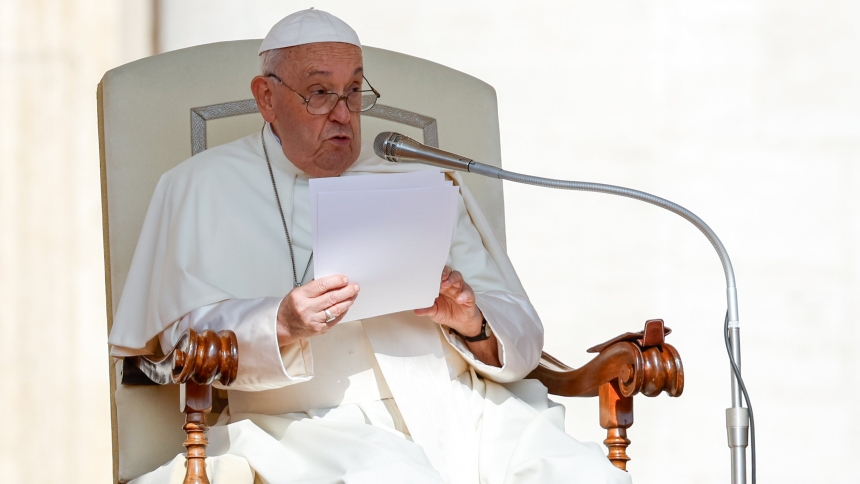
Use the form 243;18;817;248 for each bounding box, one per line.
373;131;397;161
373;131;475;172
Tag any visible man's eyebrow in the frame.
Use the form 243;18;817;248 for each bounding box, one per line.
305;66;364;78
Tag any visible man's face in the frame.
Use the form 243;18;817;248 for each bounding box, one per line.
257;43;363;177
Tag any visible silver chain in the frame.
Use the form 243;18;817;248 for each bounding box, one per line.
261;126;313;287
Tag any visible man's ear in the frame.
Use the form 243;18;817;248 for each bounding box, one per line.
251;76;277;123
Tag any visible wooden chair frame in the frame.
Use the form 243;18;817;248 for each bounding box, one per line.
124;319;682;483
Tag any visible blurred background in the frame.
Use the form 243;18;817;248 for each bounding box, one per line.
1;0;858;482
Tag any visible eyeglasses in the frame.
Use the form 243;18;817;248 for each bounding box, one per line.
267;74;381;115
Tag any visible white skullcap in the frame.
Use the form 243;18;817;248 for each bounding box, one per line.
259;8;361;54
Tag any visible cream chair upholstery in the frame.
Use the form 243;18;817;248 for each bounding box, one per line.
99;40;508;483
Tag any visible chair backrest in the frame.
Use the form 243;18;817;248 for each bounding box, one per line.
99;40;506;482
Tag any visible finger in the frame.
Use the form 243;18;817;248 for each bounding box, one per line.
440;273;475;308
454;281;476;306
303;297;356;336
309;282;360;313
413;306;433;317
321;296;357;326
441;266;453;281
440;270;464;296
303;274;349;298
414;298;441;318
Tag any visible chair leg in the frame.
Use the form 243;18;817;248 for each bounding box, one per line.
183;382;212;484
599;380;633;471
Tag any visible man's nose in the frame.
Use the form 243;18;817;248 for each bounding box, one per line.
328;97;352;123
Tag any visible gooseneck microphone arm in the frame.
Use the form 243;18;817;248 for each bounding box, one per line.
374;131;753;484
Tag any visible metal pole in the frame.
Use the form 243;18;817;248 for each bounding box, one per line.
727;324;749;484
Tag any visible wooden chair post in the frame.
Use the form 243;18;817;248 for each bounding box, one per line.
599;379;633;471
122;328;238;484
527;319;683;473
182;381;213;484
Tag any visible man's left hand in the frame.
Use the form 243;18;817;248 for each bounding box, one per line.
415;266;501;367
415;266;482;336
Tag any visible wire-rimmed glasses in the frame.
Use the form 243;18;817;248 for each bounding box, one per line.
267;74;381;115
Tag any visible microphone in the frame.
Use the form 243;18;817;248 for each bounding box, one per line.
373;132;750;478
373;131;502;177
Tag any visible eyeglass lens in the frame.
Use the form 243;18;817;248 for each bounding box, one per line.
306;91;376;114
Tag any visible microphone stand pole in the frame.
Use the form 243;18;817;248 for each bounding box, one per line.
469;163;750;484
394;150;751;483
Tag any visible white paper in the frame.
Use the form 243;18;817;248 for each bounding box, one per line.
309;170;450;249
310;171;459;322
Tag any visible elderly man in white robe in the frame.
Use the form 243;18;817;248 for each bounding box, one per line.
108;8;632;484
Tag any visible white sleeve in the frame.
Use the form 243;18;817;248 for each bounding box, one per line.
158;297;313;391
442;292;543;383
440;194;544;383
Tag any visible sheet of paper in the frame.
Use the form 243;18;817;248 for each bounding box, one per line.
309;170;450;249
311;172;459;322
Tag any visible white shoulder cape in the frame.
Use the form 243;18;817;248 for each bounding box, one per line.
108;129;529;356
109;128;547;483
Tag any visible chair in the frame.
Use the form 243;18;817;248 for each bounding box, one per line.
98;40;683;483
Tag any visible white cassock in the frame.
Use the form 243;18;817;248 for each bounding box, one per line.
109;124;631;484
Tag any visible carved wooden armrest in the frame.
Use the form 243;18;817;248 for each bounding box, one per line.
122;329;239;484
527;319;683;471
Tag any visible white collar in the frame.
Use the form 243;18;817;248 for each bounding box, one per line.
267;122;283;146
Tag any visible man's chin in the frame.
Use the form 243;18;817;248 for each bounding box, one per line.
312;148;359;176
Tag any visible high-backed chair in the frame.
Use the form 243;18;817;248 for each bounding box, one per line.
98;40;683;484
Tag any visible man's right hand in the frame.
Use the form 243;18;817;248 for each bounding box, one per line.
276;274;359;346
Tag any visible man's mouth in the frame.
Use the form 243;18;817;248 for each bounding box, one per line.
327;135;352;145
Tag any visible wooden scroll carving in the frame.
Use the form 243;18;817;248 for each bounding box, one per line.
527;319;683;471
122;329;239;484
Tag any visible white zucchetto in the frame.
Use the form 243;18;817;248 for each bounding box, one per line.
259;8;361;54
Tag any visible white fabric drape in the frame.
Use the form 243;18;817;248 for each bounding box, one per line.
115;126;629;483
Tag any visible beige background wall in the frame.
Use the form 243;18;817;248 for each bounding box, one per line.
1;1;857;482
0;0;152;482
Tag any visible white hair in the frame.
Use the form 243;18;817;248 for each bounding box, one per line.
260;48;288;76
